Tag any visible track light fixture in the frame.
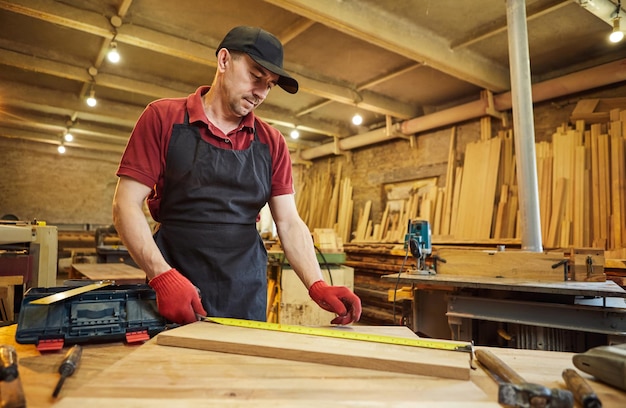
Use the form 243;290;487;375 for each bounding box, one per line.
86;87;97;107
609;1;624;43
610;16;624;43
57;144;66;154
64;130;73;142
107;41;120;63
290;128;300;139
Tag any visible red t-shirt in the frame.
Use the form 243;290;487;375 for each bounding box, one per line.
116;86;294;221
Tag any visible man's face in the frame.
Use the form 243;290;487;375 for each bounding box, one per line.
223;51;279;118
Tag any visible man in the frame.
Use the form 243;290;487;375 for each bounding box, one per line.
112;26;361;325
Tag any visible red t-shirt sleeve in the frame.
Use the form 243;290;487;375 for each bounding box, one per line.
116;103;169;188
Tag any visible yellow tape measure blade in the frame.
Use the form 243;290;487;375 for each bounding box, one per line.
204;317;473;353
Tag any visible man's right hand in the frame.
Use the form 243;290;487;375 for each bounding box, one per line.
148;268;207;324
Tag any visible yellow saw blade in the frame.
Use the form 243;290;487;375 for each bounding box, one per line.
29;280;114;305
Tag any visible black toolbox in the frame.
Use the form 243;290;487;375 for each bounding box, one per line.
15;283;168;351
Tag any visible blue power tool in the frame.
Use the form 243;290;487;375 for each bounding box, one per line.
404;219;433;274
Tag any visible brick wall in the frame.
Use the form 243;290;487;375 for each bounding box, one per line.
0;138;120;225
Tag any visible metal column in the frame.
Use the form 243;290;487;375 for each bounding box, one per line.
506;0;543;252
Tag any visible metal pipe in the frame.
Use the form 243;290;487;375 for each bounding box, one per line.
298;57;626;162
506;0;543;252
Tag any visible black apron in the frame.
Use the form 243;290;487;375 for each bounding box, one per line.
153;110;272;321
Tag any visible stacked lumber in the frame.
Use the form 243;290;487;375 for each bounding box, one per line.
295;161;354;244
343;243;414;326
344;105;626;256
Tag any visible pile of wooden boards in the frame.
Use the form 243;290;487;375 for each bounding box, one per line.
350;106;626;256
294;102;625;258
295;162;353;245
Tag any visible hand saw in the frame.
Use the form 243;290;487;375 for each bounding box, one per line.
29;280;114;305
204;316;474;354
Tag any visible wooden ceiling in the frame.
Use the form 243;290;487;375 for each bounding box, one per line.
1;0;625;159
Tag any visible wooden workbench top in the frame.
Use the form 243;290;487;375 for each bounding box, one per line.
2;323;624;407
383;272;626;297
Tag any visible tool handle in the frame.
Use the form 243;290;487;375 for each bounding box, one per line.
475;349;526;385
59;345;82;376
0;345;19;382
0;345;27;407
562;369;602;408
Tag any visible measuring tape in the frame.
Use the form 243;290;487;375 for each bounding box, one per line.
204;317;474;354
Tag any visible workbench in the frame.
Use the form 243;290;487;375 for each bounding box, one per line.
2;323;625;407
383;272;626;347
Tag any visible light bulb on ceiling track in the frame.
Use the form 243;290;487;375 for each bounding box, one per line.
290;128;300;139
64;130;73;142
107;41;120;63
609;17;624;43
86;88;97;107
352;113;363;126
57;144;66;154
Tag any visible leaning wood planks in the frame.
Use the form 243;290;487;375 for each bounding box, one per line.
452;137;501;240
157;321;471;380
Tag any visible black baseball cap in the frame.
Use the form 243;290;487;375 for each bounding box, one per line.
216;26;299;94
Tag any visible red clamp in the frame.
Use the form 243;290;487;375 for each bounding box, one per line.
36;338;64;352
125;329;149;344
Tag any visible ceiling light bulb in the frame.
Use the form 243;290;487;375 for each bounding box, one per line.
57;145;66;154
107;42;120;63
610;18;624;43
352;113;363;126
290;129;300;139
86;89;97;107
64;132;73;142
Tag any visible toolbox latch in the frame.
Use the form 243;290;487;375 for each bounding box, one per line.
36;338;64;352
125;329;149;344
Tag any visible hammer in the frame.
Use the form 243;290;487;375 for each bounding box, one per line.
476;349;574;408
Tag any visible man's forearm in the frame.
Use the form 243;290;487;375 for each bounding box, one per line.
112;200;169;280
277;218;324;288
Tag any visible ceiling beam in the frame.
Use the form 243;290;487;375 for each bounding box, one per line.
451;0;572;49
0;0;413;122
0;48;345;138
264;0;511;92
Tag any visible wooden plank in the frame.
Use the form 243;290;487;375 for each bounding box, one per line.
434;248;566;281
441;127;456;236
156;321;471;380
70;263;146;284
546;178;566;248
610;132;623;248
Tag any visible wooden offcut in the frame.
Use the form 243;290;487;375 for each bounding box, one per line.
569;248;606;282
434;248;567;281
156;321;471;380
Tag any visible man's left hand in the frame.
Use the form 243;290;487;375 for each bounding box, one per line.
308;280;362;325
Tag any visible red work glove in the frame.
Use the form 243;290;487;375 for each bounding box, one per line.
308;280;362;325
149;268;207;324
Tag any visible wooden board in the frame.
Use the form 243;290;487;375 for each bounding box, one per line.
156;321;471;380
69;263;146;284
434;248;567;281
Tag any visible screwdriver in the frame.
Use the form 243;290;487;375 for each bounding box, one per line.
52;344;82;398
